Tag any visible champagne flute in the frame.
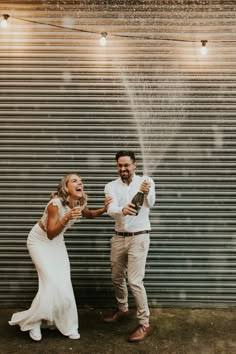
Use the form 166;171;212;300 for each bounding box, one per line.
71;199;81;223
74;199;81;223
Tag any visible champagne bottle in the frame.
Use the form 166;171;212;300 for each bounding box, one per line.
131;191;144;215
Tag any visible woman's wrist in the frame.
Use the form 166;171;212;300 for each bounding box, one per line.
59;217;68;227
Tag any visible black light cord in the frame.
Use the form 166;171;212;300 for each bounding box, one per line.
0;14;204;43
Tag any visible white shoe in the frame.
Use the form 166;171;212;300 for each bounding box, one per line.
29;327;42;341
68;331;80;340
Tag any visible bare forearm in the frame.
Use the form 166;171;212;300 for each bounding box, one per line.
83;206;106;219
47;215;69;240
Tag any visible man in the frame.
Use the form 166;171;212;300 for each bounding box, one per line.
104;150;155;342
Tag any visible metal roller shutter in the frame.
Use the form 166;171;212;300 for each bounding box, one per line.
0;0;235;308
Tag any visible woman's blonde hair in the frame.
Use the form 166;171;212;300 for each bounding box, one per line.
54;173;87;207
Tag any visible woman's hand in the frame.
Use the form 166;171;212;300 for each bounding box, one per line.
66;207;82;221
104;195;112;211
59;207;82;228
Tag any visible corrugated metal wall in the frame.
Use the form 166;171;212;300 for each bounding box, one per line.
0;0;236;308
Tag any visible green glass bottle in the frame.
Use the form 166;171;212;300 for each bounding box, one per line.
131;191;144;215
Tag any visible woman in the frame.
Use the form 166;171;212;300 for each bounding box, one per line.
9;173;110;341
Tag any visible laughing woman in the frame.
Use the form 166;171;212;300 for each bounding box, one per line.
9;173;110;342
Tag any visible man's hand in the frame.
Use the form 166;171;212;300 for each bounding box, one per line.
122;203;137;216
140;179;151;195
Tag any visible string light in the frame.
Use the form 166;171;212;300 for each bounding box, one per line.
100;32;107;46
1;14;9;28
2;13;236;53
200;40;208;55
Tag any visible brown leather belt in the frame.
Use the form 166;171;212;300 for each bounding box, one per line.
115;230;149;237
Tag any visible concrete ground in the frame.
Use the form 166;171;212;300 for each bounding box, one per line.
1;307;236;354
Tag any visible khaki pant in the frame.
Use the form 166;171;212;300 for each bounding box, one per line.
110;232;150;326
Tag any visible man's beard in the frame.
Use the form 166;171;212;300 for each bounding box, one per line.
120;171;131;182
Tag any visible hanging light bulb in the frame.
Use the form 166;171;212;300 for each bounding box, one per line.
1;14;9;29
100;32;107;46
200;40;208;55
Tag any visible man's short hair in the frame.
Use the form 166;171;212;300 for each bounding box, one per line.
115;150;136;162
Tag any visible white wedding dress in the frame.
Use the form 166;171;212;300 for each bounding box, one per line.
9;198;79;336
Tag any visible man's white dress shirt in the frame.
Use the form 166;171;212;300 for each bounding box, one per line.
104;174;155;233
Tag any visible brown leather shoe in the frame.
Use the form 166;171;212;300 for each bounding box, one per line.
103;309;130;323
128;325;153;342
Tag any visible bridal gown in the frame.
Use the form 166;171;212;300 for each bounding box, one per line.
9;198;79;336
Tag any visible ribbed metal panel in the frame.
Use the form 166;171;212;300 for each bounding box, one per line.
0;0;236;308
